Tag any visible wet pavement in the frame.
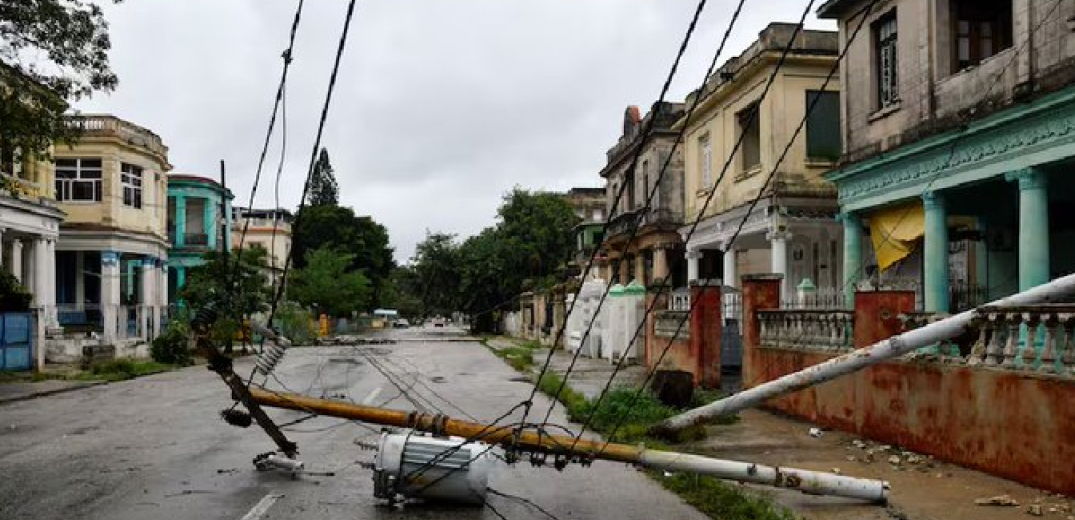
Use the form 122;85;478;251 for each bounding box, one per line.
0;326;705;520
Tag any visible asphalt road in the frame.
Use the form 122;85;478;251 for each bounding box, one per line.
0;327;705;520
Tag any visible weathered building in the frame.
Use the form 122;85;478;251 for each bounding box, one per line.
167;174;233;301
601;102;687;288
231;207;294;289
53;115;171;346
564;187;606;280
678;23;842;299
820;0;1075;311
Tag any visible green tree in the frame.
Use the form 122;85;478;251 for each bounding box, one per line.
307;147;339;207
289;247;371;317
0;0;119;161
380;266;424;318
180;248;270;351
410;231;462;317
292;204;395;308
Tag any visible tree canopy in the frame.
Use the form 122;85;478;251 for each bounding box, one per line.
0;0;119;161
289;247;371;317
398;188;579;330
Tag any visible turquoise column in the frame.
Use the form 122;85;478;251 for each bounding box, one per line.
1007;168;1050;291
204;196;217;249
922;191;949;313
176;265;186;290
839;212;863;309
175;195;187;247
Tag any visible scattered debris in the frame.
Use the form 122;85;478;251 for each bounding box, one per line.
1027;504;1043;516
888;455;901;465
976;495;1020;507
808;427;823;438
216;468;239;475
852;439;867;449
846;455;857;462
832;468;842;475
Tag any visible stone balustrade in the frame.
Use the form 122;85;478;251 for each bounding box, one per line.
899;305;1075;376
67;115;168;158
758;309;854;352
668;288;691;311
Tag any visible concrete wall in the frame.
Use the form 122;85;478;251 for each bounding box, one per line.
835;0;1075;162
740;273;1075;495
643;282;723;387
683;60;840;224
53;121;170;240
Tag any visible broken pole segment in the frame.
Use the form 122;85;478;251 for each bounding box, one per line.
654;273;1075;435
248;387;889;502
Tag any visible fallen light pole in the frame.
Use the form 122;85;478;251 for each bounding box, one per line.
655;273;1075;435
249;387;890;503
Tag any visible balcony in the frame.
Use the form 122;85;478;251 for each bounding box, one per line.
66;115;168;159
605;207;681;238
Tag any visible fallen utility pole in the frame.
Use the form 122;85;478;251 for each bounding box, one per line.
655;273;1075;435
249;387;890;502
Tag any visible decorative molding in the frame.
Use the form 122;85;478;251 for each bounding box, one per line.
101;251;120;266
1004;167;1048;191
833;86;1075;208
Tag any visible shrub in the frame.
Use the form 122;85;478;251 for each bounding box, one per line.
0;270;32;312
274;302;315;345
151;319;194;366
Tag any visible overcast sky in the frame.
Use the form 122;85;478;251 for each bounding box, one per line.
78;0;834;263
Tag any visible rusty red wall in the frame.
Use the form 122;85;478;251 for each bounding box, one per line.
749;349;1075;495
853;291;916;348
643;284;722;388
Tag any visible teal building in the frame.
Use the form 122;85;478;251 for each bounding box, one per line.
166;174;233;302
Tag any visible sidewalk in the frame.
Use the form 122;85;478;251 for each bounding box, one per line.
493;337;1072;520
0;379;104;405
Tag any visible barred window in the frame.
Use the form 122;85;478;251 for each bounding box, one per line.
875;11;899;109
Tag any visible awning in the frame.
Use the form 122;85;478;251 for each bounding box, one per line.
866;202;924;271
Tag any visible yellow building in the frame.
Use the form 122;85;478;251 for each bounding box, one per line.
52;115;171;344
678;23;843;297
231;207;293;288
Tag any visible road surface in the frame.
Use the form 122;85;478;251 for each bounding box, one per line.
0;326;705;520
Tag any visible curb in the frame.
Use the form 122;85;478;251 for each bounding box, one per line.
0;381;107;406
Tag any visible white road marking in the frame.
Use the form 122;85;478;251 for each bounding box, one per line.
362;386;383;405
239;493;283;520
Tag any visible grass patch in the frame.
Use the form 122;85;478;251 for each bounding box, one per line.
483;337;540;372
651;471;798;520
76;359;176;382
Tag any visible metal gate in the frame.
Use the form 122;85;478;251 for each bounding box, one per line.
0;312;34;371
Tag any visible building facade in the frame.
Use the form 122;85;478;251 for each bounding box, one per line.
52;115;171;344
166;174;233;301
601;102;687;288
678;23;842;299
564;187;606;280
819;0;1075;311
231;207;293;288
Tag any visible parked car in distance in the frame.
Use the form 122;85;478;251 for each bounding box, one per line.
392;318;410;328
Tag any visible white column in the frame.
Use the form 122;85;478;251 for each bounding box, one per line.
686;249;701;283
46;239;56;327
11;239;23;283
768;230;791;297
141;256;155;340
32;238;55;327
100;251;121;343
722;247;738;288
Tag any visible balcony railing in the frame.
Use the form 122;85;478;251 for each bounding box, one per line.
184;232;209;246
606;207;681;238
66;115;168;158
902;305;1075;376
758;309;855;352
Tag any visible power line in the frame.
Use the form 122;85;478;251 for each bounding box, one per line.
266;0;359;326
574;0;870;452
538;0;749;430
521;0;713;433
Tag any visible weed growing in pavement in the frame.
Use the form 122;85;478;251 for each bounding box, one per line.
482;337;540;372
78;359;176;382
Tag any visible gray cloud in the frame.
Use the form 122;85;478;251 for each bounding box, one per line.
78;0;835;262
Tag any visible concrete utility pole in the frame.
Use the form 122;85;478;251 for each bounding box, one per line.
249;387;890;502
655;273;1075;435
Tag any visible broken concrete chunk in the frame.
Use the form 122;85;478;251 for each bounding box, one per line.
1026;504;1043;516
888;455;901;465
852;440;867;449
975;495;1020;507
